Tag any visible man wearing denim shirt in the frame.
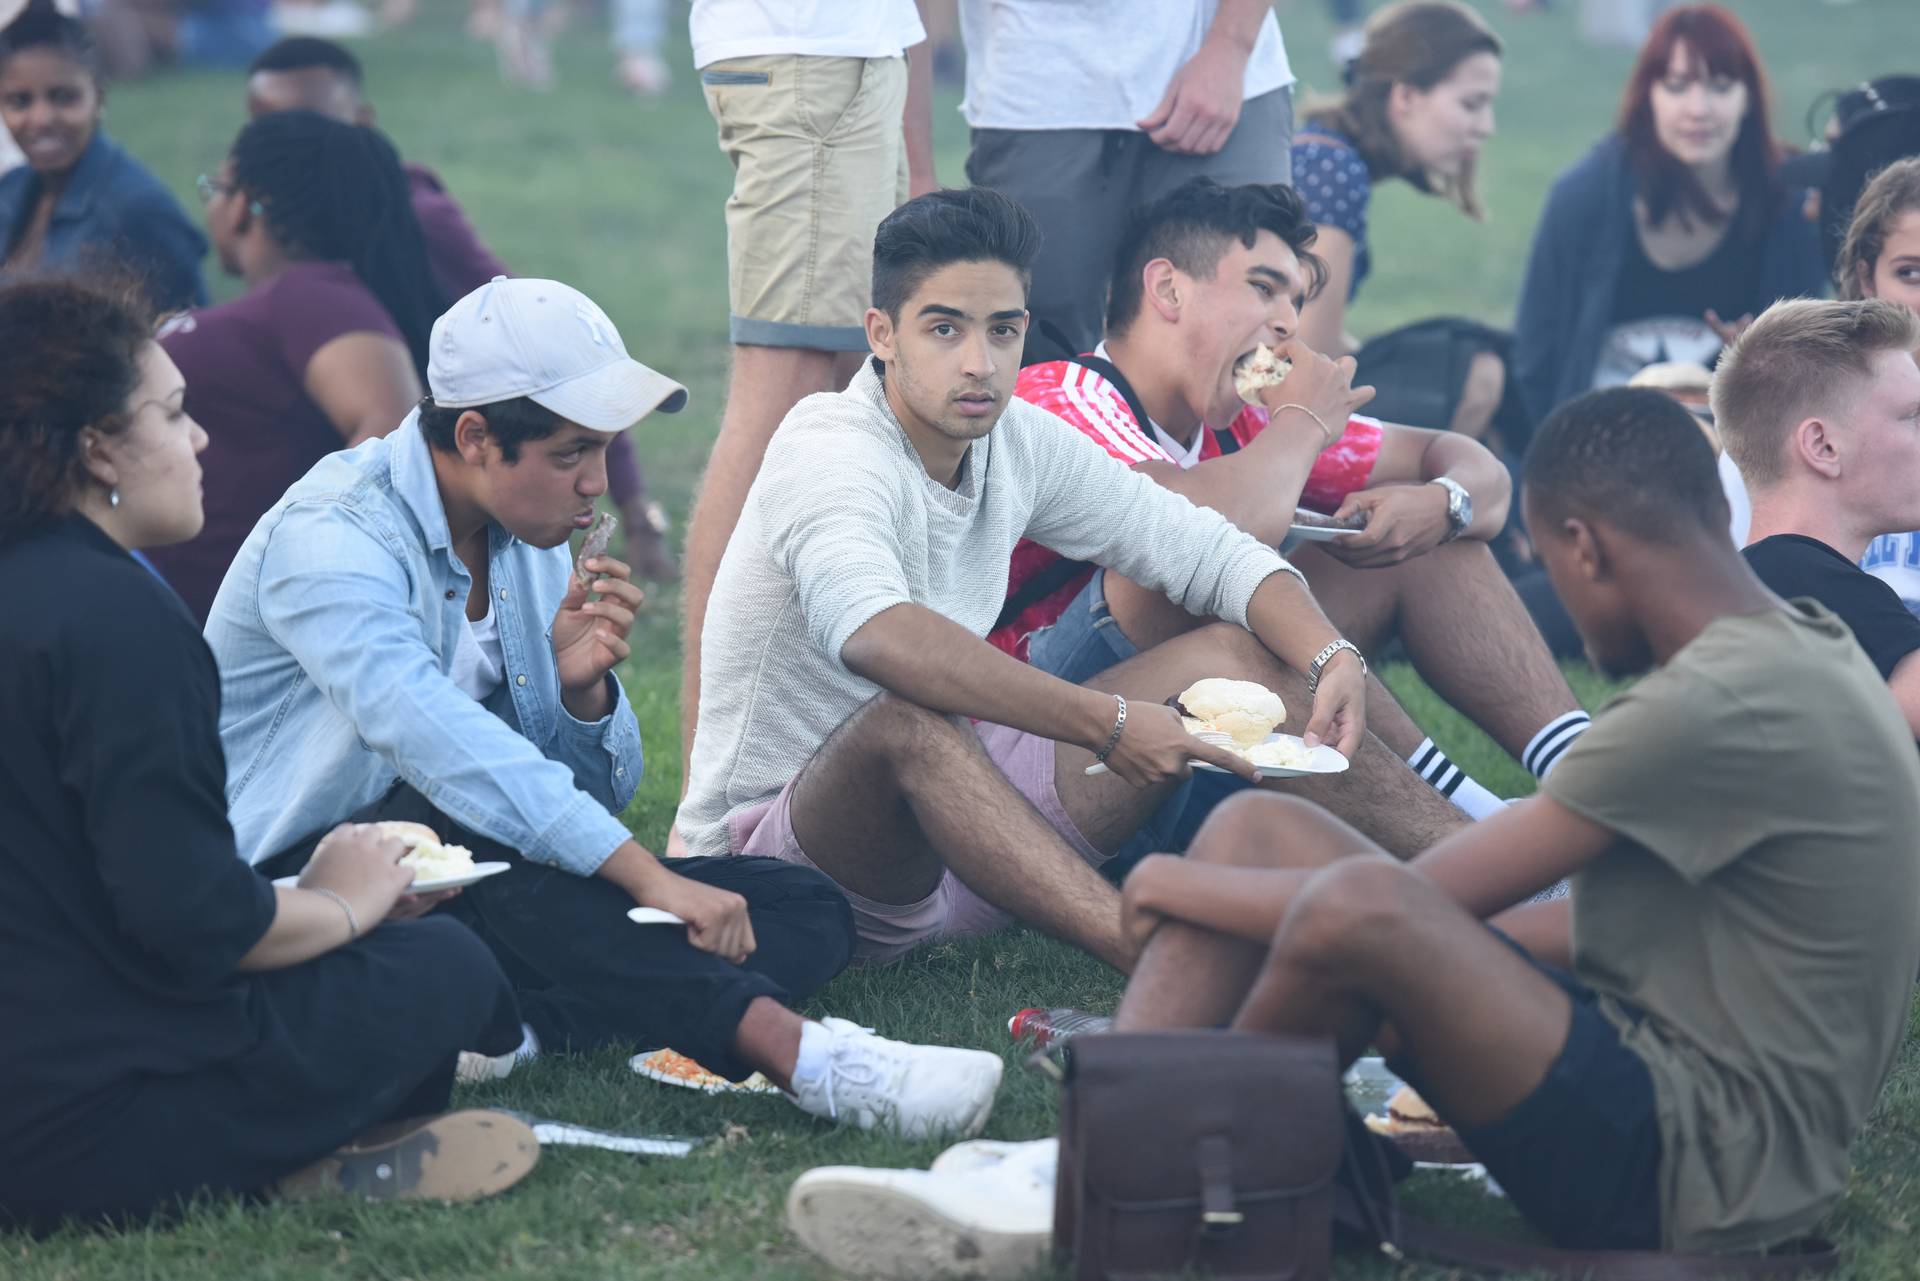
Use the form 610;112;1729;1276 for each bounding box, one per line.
207;278;1006;1139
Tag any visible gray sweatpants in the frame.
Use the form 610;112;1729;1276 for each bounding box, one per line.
965;86;1294;360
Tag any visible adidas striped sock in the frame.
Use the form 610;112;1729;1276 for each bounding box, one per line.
1523;711;1591;780
1409;739;1507;820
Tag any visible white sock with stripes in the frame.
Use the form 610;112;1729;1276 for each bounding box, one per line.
1408;739;1506;820
1522;711;1591;780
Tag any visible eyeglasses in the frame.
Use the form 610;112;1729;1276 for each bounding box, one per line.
195;173;234;204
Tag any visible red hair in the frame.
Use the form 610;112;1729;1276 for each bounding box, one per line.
1616;5;1783;233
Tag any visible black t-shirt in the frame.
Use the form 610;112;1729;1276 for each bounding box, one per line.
1593;218;1760;389
1743;534;1920;679
0;515;276;1154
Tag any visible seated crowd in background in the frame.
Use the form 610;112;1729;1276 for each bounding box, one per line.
2;0;1918;1264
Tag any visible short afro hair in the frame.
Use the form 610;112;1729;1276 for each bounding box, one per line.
1523;387;1728;542
247;35;364;83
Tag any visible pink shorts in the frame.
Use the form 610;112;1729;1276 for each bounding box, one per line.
725;721;1108;965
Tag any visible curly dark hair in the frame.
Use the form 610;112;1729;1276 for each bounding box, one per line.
0;276;154;542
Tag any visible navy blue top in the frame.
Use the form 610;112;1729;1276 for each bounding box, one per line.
1293;129;1374;302
0;130;207;313
1511;134;1825;426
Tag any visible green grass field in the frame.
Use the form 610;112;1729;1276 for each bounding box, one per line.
13;1;1920;1276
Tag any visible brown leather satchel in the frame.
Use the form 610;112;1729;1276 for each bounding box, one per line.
1051;1031;1346;1281
1049;1030;1842;1281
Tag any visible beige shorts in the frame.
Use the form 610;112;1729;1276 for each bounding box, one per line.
702;54;909;352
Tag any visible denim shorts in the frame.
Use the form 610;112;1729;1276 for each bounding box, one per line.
1026;569;1253;880
1390;932;1663;1251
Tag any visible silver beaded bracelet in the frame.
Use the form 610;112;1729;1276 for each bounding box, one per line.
1093;694;1128;765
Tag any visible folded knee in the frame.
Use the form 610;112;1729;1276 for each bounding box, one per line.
1188;792;1325;866
1272;855;1416;962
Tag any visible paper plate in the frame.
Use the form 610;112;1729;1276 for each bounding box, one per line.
630;1048;780;1095
1190;733;1350;780
273;861;511;894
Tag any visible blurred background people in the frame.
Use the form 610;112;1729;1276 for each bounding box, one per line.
0;1;205;310
143;110;443;622
1293;1;1520;450
1512;4;1825;427
1837;156;1920;616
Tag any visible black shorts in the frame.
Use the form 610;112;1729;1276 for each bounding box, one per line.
1391;935;1663;1251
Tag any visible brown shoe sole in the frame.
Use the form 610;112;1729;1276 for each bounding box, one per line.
275;1110;540;1204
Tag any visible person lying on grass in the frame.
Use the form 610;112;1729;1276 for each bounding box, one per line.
0;276;537;1234
1113;384;1920;1253
677;185;1473;973
206;277;1003;1140
997;176;1592;846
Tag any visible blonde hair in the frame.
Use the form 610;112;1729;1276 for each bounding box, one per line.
1304;1;1503;218
1711;298;1920;486
1836;157;1920;301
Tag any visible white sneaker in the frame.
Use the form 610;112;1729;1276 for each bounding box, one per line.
787;1018;1003;1139
930;1136;1058;1185
787;1163;1051;1279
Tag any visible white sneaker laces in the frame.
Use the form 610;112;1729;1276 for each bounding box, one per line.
819;1033;890;1121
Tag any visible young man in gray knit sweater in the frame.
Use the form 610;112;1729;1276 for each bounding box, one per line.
679;187;1466;969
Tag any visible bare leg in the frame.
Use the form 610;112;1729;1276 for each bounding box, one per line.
1292;540;1580;762
1115;792;1356;1031
679;345;845;783
1056;622;1468;858
731;995;803;1091
784;694;1144;968
1447;350;1506;443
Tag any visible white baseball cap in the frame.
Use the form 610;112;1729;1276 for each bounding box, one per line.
427;277;687;431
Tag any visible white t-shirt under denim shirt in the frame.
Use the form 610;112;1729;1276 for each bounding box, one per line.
677;358;1299;856
958;0;1292;131
691;0;926;69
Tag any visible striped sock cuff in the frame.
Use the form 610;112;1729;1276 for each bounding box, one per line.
1410;738;1466;797
1523;711;1591;779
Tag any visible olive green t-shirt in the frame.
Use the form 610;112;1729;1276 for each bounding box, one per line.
1545;601;1920;1253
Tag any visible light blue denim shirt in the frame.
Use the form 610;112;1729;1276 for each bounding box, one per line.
206;411;643;874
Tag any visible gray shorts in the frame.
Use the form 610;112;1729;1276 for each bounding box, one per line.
966;86;1294;358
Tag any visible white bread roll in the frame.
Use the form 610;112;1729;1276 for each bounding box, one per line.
1179;678;1287;748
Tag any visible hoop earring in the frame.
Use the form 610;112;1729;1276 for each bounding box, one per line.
109;488;120;509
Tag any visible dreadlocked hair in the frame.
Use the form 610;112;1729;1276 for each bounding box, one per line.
228;111;445;378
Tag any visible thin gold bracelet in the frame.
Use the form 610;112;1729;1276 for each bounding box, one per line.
1272;403;1337;447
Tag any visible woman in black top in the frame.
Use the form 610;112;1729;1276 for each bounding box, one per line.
0;277;535;1233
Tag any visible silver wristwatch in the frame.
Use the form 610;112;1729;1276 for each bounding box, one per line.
1306;639;1365;696
1429;477;1473;542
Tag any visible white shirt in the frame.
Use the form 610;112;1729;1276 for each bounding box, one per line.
1863;532;1920;617
677;360;1297;855
691;0;926;69
958;0;1292;132
448;602;505;701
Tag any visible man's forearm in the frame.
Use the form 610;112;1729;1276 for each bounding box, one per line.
842;603;1114;751
561;672;616;723
595;837;669;899
1206;0;1269;51
1244;569;1346;675
1423;431;1511;537
1142;414;1327;544
1132;856;1309;944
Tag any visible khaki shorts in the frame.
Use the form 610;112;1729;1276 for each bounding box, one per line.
702;54;909;352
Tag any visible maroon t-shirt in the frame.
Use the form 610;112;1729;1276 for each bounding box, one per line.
405;163;509;300
149;261;403;623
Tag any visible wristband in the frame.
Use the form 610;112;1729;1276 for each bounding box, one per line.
1272;403;1338;448
1306;639;1366;696
1094;694;1128;765
310;887;360;941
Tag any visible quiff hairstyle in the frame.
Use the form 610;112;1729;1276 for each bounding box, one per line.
1711;298;1920;487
